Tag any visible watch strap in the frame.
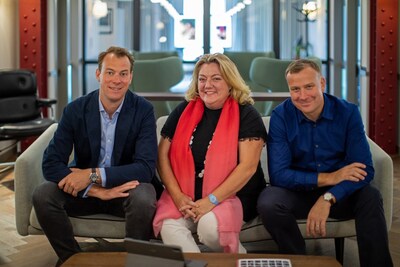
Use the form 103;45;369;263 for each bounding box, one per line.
208;193;219;205
324;192;335;205
89;168;100;184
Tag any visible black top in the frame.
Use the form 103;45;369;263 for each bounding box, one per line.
161;100;267;221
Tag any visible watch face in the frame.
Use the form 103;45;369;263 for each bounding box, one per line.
324;193;335;205
208;194;218;205
324;193;332;200
90;173;98;183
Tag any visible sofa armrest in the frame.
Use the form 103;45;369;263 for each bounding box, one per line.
14;123;58;236
367;137;393;230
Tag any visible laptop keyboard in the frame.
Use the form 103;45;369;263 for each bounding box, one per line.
237;258;292;267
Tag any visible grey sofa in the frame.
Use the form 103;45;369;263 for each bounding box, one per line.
14;116;393;264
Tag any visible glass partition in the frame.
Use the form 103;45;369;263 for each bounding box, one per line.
221;0;273;53
84;0;134;93
82;0;328;93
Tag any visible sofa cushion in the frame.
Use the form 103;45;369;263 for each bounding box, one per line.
29;208;126;238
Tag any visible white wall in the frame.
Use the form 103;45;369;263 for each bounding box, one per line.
0;0;18;159
0;0;18;69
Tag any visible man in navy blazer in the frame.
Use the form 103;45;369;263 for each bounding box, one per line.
33;46;160;265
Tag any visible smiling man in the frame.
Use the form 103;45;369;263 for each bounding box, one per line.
32;46;161;266
257;59;393;267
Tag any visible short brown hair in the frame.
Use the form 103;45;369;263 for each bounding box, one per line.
98;46;135;73
285;58;321;77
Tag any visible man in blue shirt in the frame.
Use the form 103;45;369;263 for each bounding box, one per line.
257;59;392;266
32;46;162;265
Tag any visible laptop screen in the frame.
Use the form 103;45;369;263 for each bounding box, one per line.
125;238;185;267
124;238;207;267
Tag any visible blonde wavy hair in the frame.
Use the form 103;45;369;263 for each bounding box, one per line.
185;53;254;105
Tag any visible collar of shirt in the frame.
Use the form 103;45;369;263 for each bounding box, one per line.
98;97;125;121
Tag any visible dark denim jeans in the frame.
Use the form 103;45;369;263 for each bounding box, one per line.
257;184;393;267
32;181;157;262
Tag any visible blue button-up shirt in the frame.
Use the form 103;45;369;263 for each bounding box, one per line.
97;97;123;186
83;97;123;197
267;93;374;202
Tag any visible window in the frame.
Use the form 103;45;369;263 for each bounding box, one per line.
82;0;328;93
84;0;134;93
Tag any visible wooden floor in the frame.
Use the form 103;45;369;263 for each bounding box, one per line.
0;156;399;267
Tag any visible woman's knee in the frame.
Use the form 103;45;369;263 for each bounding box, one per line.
161;219;200;252
197;213;219;247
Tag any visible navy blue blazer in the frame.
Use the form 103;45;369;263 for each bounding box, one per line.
42;90;158;196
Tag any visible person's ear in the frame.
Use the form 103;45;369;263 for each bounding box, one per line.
320;76;326;92
95;69;101;82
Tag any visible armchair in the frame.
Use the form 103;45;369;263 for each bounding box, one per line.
249;57;322;115
0;70;56;171
14;123;126;238
130;56;184;118
132;51;179;60
240;117;393;265
223;51;276;116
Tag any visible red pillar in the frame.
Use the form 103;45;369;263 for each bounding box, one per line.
19;0;48;150
19;0;47;98
369;0;399;154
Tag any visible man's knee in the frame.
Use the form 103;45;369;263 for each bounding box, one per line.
126;183;156;208
32;181;60;207
257;187;283;215
354;185;384;213
357;185;383;205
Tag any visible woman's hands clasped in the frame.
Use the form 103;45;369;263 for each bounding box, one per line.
174;193;215;223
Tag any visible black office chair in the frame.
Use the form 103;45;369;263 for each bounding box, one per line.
0;70;57;172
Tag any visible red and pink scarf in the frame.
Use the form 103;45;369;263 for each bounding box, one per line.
153;97;243;252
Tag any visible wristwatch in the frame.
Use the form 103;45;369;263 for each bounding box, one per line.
208;194;219;205
89;168;100;184
323;192;335;205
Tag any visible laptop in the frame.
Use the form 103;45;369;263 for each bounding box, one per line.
124;238;207;267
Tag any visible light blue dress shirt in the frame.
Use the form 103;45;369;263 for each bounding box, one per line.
83;96;124;197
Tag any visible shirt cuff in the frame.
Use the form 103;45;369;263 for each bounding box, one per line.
99;168;106;187
82;183;94;198
329;185;346;202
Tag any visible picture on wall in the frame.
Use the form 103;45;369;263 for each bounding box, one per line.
211;15;232;48
175;18;197;47
99;8;113;34
216;26;227;40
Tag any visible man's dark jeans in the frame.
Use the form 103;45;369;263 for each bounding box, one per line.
32;181;157;262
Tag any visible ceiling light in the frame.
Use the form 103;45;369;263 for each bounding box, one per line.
92;0;108;19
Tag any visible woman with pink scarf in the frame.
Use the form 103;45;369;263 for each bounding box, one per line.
153;53;267;253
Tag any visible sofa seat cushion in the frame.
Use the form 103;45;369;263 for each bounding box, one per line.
239;216;356;243
29;208;126;238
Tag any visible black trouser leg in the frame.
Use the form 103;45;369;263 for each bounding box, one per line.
331;185;393;267
257;186;321;254
123;183;157;240
33;181;157;262
32;181;82;262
